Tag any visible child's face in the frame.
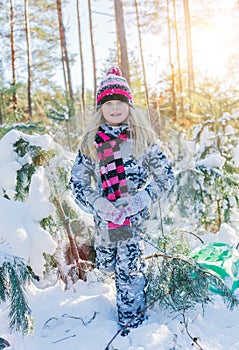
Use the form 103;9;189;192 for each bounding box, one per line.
102;100;129;126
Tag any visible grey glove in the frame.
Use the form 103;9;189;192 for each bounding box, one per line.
93;197;127;224
123;191;151;217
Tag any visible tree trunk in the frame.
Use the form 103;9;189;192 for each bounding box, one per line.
10;0;17;113
56;0;74;101
24;0;32;120
172;0;185;120
88;0;97;107
0;88;3;125
53;196;94;285
166;0;177;121
114;0;130;84
0;58;5;123
183;0;194;96
76;0;85;127
134;0;150;118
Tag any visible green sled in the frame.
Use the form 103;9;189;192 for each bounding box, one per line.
188;242;239;294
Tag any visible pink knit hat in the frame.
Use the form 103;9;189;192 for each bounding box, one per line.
96;67;134;110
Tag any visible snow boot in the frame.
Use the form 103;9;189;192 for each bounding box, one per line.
121;328;130;337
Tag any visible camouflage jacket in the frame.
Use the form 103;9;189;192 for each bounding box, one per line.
69;124;174;247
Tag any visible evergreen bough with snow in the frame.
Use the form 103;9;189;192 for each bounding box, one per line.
13;137;55;201
0;130;94;334
177;114;238;232
171;163;239;233
146;254;239;314
146;112;239;316
0;250;33;334
1;129;95;289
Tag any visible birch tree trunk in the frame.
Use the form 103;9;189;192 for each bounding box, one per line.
24;0;32;120
183;0;194;96
76;0;85;126
56;0;74;102
88;0;97;107
114;0;130;84
10;0;17;113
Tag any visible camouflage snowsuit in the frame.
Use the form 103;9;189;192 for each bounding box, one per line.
69;124;174;328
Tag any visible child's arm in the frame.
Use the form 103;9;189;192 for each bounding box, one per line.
143;144;175;203
123;144;174;217
69;151;99;214
69;151;126;224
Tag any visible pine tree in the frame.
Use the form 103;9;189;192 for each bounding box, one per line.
7;130;95;288
167;112;239;233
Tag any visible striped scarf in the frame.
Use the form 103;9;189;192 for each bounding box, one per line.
94;125;131;231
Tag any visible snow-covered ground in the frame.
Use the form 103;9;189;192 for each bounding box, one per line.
0;128;239;349
1;274;239;350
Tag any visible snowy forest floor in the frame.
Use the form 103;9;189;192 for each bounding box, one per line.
1;270;239;350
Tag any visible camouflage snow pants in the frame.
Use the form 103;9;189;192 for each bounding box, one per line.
95;238;147;328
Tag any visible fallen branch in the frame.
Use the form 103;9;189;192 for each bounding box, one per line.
52;334;76;344
185;230;204;244
182;312;204;350
62;311;98;326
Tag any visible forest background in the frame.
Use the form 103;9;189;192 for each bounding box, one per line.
1;0;239;145
0;0;239;346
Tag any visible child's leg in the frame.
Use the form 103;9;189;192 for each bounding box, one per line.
95;246;117;272
115;239;147;329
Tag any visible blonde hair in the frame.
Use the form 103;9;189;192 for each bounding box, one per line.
79;106;158;160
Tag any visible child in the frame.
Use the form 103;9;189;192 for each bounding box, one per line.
69;67;174;335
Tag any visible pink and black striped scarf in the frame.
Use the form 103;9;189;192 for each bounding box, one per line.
94;125;131;231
